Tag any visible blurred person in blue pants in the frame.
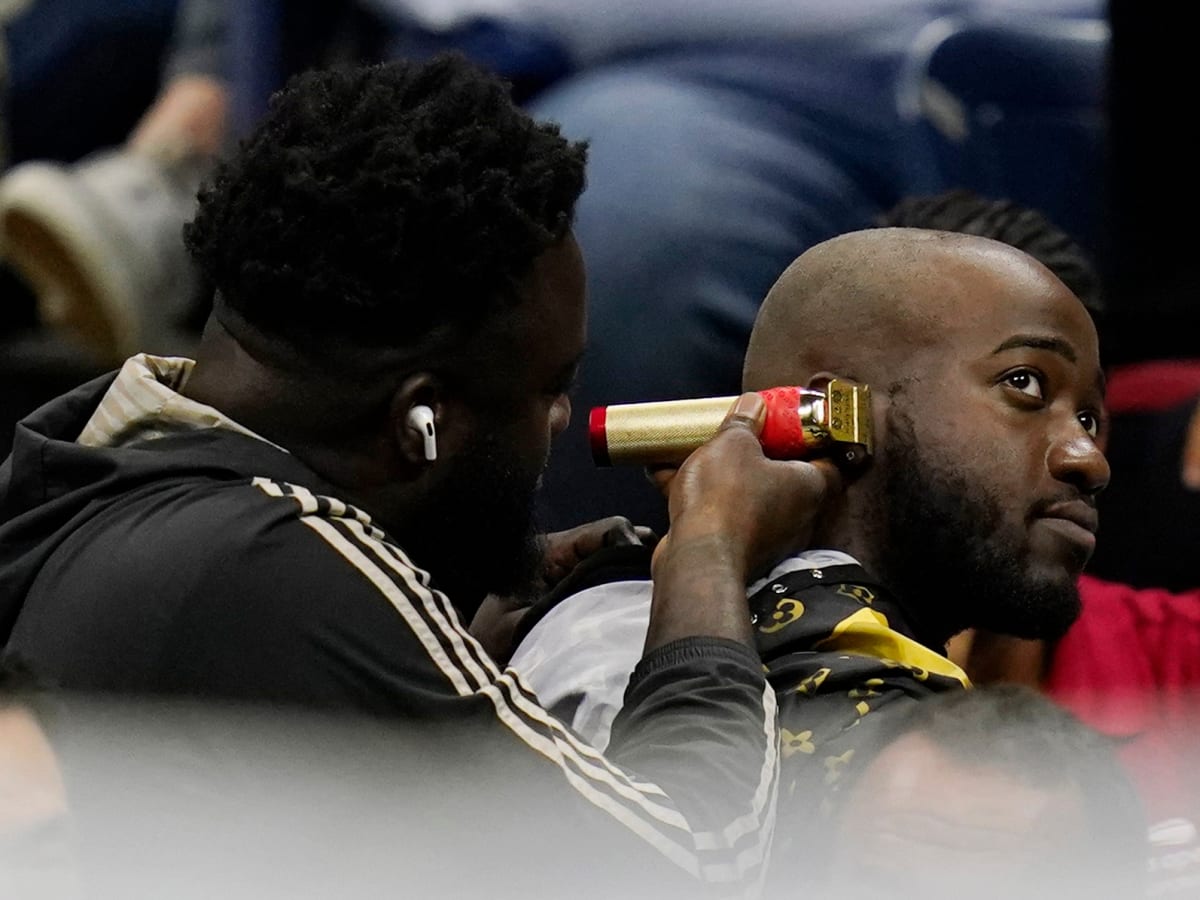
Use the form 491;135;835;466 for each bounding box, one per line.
0;1;1107;536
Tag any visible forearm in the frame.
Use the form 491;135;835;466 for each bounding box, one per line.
647;527;755;652
127;0;230;159
607;636;778;885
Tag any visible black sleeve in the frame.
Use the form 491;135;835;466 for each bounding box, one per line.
166;478;780;893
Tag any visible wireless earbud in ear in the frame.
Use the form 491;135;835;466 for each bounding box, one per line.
406;405;437;462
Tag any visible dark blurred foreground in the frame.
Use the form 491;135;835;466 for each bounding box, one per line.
2;687;1195;900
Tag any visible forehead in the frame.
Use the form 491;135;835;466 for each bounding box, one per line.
945;246;1094;347
897;244;1101;375
837;731;1089;856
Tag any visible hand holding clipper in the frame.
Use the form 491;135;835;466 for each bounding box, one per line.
589;377;873;468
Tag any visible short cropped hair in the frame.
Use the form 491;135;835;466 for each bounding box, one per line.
842;685;1146;887
877;189;1104;315
873;685;1134;799
184;53;588;357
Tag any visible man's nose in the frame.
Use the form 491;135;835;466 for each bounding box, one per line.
1047;429;1110;497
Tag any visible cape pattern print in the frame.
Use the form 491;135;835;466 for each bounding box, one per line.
747;563;969;862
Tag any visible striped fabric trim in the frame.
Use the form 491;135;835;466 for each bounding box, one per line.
251;477;779;886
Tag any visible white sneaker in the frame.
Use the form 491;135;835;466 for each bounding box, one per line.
0;149;207;364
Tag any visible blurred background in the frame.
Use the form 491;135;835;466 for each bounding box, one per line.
0;0;1192;542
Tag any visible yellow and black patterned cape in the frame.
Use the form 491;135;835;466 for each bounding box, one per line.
747;562;970;879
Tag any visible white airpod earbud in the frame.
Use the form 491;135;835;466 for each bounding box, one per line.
406;405;437;462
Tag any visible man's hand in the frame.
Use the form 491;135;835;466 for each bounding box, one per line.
646;393;842;651
540;516;657;587
654;393;842;580
469;517;656;664
1182;398;1200;490
468;593;531;666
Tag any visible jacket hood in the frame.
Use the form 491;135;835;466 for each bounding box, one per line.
0;374;324;644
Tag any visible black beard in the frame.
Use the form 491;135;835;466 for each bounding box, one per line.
877;409;1081;644
395;432;546;620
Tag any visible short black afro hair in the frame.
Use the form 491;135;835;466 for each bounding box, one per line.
184;53;588;356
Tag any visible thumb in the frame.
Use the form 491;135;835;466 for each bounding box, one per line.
719;392;767;436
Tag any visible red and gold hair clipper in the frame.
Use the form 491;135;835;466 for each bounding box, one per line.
589;378;873;467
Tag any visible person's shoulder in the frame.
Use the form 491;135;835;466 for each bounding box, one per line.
66;468;405;596
97;470;342;545
178;475;418;583
1065;574;1200;679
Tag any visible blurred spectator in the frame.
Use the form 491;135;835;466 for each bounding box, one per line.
0;0;371;363
0;668;703;900
1;668;1152;900
821;685;1146;900
957;591;1200;899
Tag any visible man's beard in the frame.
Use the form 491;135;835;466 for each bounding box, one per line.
877;410;1081;643
398;432;546;619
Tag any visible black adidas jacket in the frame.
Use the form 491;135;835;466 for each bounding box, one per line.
0;369;779;895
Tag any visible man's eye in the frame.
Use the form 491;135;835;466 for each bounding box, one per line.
1078;411;1101;438
1004;370;1044;400
548;379;576;399
546;364;580;398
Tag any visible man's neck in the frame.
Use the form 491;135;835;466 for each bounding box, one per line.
181;318;401;502
811;523;956;652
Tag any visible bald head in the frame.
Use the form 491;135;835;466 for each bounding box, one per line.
742;227;1080;392
752;225;1109;647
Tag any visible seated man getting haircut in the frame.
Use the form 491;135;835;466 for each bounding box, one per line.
511;225;1111;888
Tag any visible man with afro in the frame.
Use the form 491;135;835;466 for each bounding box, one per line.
0;54;839;894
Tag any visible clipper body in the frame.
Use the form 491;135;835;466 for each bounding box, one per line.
589;379;873;467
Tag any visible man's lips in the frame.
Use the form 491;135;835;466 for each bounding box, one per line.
1035;501;1099;553
1039;501;1099;535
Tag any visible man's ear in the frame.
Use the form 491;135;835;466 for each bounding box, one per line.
390;374;468;468
805;371;839;391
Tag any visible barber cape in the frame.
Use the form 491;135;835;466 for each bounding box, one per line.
512;546;969;872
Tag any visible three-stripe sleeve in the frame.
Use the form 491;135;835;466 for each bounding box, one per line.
251;478;779;891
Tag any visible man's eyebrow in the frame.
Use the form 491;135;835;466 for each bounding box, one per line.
991;334;1078;363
